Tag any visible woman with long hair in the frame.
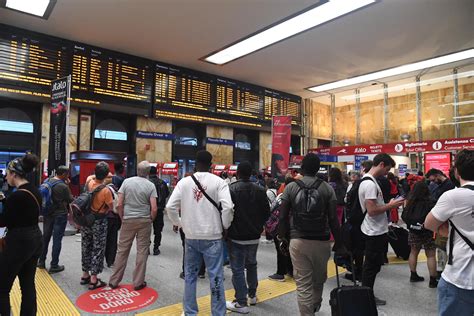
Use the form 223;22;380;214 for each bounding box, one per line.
0;154;43;315
328;167;348;225
402;181;438;288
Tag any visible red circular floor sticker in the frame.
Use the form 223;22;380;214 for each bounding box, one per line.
76;284;158;314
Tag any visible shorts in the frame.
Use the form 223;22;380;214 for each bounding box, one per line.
408;230;436;251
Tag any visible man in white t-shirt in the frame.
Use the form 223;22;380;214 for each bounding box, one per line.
425;149;474;316
358;154;404;306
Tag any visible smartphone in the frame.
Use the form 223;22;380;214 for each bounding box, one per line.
394;195;405;202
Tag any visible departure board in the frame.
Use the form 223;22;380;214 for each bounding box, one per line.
71;44;153;106
216;77;264;119
155;62;214;111
0;25;70;98
265;90;301;125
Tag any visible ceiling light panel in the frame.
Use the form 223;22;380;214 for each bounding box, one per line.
204;0;375;65
308;48;474;93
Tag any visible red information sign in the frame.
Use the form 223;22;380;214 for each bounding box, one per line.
310;137;474;156
424;152;452;176
76;284;158;314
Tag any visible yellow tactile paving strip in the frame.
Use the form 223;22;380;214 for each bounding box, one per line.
11;268;80;316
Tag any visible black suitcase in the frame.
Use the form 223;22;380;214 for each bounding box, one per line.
388;225;410;260
329;259;378;316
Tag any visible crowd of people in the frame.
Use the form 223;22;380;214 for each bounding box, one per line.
0;148;472;316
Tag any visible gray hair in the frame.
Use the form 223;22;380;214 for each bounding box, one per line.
137;160;151;178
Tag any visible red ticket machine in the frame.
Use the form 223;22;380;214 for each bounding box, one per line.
69;151;126;196
228;165;238;177
160;162;179;188
211;164;227;176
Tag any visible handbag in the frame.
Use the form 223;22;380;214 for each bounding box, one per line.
190;175;227;239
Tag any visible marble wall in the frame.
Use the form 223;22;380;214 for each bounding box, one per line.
206;125;234;164
79;113;91;151
259;131;272;169
40;104;50;163
67;107;78;162
136;117;172;163
307;99;332;148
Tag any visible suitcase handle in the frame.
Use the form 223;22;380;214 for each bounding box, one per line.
334;254;357;287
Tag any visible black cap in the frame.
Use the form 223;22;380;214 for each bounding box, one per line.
150;166;158;175
196;150;212;165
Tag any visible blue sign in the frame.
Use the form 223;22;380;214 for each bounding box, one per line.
136;131;175;140
318;155;338;163
355;155;369;170
399;164;408;176
206;137;235;146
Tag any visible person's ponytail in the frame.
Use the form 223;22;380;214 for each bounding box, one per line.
21;154;39;174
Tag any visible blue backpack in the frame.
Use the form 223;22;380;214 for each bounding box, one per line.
39;178;63;216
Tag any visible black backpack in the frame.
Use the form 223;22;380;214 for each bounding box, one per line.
71;184;106;228
152;178;170;209
401;199;434;231
345;177;375;225
291;179;326;235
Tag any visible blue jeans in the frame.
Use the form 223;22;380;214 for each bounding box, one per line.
228;241;259;306
184;239;225;316
40;213;68;266
438;277;474;316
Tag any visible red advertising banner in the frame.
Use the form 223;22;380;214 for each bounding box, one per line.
271;116;292;179
424;152;452;176
310;137;474;156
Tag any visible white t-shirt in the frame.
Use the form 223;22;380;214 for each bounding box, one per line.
430;183;474;290
359;174;388;236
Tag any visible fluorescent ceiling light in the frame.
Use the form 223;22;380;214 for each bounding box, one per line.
203;0;375;65
309;48;474;92
4;0;56;18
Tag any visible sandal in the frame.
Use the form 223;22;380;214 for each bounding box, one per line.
80;276;91;285
88;279;106;290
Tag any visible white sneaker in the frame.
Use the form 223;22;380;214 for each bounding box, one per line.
248;296;257;306
226;301;249;314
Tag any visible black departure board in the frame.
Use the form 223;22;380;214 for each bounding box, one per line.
265;90;301;125
155;62;214;111
0;25;70;98
216;77;264;119
71;44;153;106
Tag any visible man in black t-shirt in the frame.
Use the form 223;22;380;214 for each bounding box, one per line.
149;166;169;255
38;166;73;273
426;169;455;202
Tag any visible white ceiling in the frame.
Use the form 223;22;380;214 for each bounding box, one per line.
1;0;473;99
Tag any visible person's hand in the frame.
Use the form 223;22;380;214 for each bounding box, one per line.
173;225;179;233
389;198;405;209
276;235;290;257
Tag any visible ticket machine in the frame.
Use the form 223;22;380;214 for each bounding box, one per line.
69;151;127;196
228;165;238;177
160;162;179;188
211;164;227;176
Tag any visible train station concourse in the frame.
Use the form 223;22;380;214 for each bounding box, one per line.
0;0;473;315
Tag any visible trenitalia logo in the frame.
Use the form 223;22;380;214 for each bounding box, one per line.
354;148;367;153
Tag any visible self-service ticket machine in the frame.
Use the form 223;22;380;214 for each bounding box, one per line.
69;151;127;197
160;162;179;188
228;165;238;177
211;164;227;176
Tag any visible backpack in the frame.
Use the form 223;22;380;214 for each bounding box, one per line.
333;183;347;206
39;178;63;216
152;178;169;209
401;199;434;231
71;184;106;228
344;177;375;225
291;179;326;235
265;193;283;238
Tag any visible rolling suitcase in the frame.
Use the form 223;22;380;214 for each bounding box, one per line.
388;224;410;260
329;258;378;316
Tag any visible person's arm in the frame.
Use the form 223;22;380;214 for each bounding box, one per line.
261;190;271;222
326;191;346;254
365;198;404;217
277;199;290;239
150;196;157;221
117;192;125;220
218;181;234;229
424;194;452;237
165;182;182;227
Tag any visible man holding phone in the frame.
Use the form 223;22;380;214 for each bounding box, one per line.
358;153;405;306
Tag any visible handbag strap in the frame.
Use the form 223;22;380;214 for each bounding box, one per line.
190;175;222;213
18;189;41;213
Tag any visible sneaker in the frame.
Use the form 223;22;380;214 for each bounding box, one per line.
37;261;46;269
179;272;185;279
248;296;257;306
49;265;65;274
429;277;438;288
410;274;425;282
374;296;386;306
268;273;285;282
198;274;205;279
226;301;249;314
153;249;161;256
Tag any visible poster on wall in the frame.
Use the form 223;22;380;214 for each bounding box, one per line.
424;152;451;176
271;116;292;180
48;75;71;175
